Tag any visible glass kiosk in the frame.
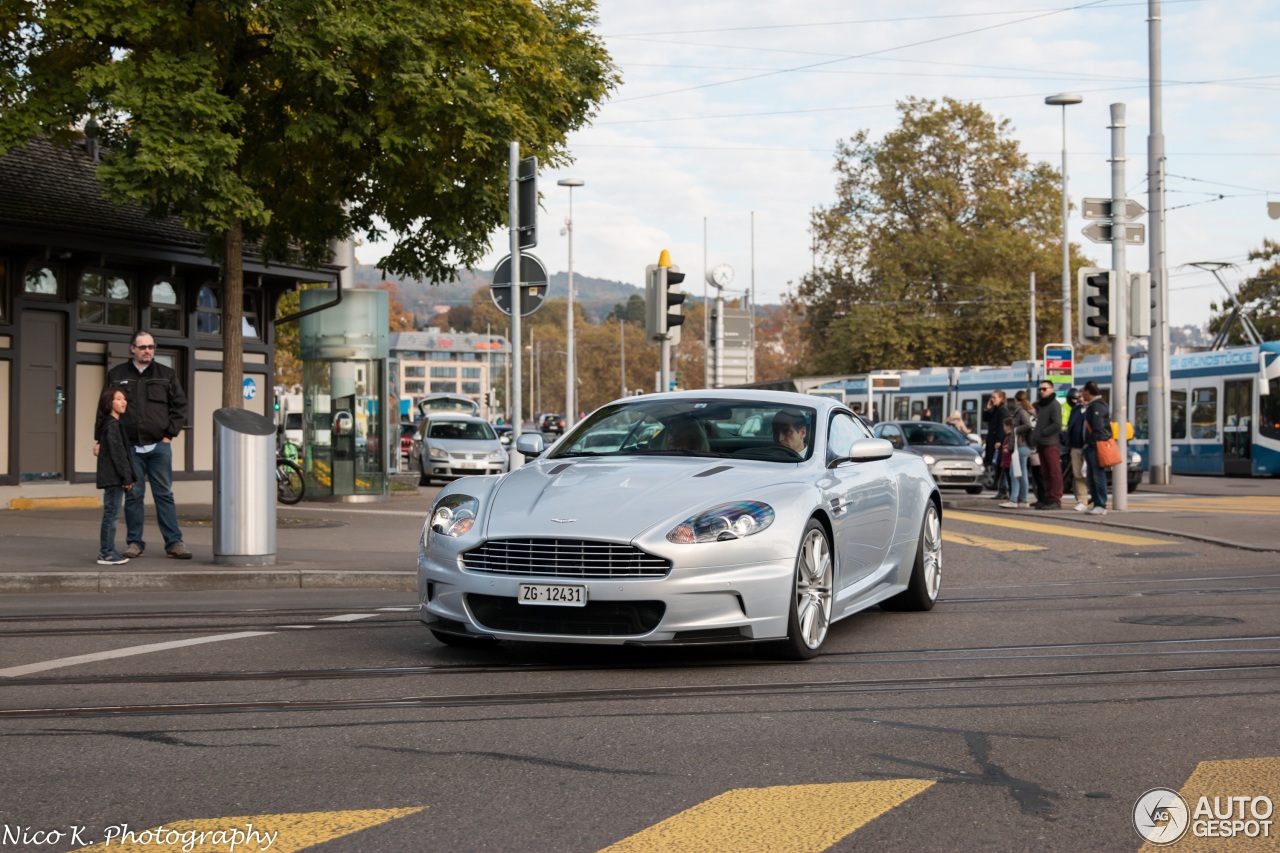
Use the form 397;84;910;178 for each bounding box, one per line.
299;288;389;501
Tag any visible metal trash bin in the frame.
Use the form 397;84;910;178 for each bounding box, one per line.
213;407;277;566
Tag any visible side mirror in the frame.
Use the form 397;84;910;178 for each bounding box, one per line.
828;437;894;467
516;432;546;458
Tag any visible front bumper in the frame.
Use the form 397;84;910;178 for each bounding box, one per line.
927;460;984;487
418;542;794;645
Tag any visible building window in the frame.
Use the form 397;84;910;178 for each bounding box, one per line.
78;270;134;328
404;365;425;378
430;381;456;393
197;284;220;335
242;291;260;340
149;279;183;333
404;381;425;394
461;382;481;395
429;351;454;361
23;263;59;298
461;367;482;379
460;352;480;361
430;366;457;378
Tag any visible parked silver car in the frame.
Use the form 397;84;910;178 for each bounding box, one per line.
873;420;986;494
411;415;508;486
417;391;942;659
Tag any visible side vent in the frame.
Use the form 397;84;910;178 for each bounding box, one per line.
693;465;733;478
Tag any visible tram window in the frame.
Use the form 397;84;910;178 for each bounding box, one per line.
1262;379;1280;441
894;397;911;420
1170;390;1187;440
962;399;978;434
1191;387;1218;440
1133;392;1148;440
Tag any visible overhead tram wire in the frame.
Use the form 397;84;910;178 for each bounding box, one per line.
606;0;1116;105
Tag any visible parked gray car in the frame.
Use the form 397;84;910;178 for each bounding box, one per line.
411;415;508;486
873;420;986;494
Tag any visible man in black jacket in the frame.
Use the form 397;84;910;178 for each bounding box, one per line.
982;391;1009;499
94;331;191;559
1032;380;1064;509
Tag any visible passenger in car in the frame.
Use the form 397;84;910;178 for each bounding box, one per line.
662;417;709;452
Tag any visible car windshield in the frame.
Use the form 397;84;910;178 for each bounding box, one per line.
428;420;496;441
901;423;969;447
548;398;816;461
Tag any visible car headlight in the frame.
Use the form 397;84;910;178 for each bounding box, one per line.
667;501;775;544
921;453;937;466
429;494;478;538
429;445;449;461
488;450;506;462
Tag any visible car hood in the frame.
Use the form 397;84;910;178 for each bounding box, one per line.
484;456;789;539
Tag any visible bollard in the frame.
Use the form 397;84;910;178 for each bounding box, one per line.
213;407;277;566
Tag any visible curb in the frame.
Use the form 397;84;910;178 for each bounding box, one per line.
9;496;101;511
0;570;416;595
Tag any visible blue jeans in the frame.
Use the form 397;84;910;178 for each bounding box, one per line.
1084;444;1108;510
1009;445;1031;503
126;441;183;551
100;485;126;555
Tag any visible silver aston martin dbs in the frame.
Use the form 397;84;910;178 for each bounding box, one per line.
417;390;942;659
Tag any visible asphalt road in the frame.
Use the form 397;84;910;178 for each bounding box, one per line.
2;505;1278;852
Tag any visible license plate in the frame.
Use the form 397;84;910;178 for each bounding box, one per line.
517;583;588;607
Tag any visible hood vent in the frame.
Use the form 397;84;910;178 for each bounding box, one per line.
547;463;574;476
694;465;734;478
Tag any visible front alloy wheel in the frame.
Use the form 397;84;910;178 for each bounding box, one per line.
777;519;833;660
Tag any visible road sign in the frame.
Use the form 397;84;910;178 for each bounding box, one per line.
1083;221;1146;245
1043;344;1073;392
490;253;549;317
1082;197;1147;221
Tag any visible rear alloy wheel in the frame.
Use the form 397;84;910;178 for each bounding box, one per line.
882;501;941;611
776;519;833;660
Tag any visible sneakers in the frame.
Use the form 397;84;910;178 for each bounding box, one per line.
1018;502;1032;508
122;543;144;558
1034;502;1062;511
166;542;192;560
1089;506;1108;515
97;551;129;566
999;501;1019;508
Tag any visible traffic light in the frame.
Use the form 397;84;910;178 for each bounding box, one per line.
644;250;686;343
1129;271;1153;337
1077;267;1116;340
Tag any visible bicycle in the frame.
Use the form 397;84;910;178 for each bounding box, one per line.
276;456;305;505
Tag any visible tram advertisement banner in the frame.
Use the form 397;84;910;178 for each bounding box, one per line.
1043;344;1073;395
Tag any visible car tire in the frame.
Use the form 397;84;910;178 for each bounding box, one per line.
774;518;834;661
965;486;983;495
418;459;431;488
881;500;941;612
430;628;496;648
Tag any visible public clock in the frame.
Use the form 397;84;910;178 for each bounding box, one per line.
707;264;734;288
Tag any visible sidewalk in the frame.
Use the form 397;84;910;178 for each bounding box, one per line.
2;475;1276;594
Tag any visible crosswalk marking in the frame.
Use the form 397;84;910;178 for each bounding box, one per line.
598;780;935;853
70;807;426;852
942;531;1046;552
946;510;1169;546
1127;495;1280;516
1139;757;1280;852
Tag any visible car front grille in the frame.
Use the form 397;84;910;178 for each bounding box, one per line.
462;539;672;579
467;594;666;636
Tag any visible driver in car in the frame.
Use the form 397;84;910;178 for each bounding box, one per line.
771;409;809;454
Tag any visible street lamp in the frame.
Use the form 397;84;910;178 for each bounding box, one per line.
1046;92;1082;346
558;177;584;423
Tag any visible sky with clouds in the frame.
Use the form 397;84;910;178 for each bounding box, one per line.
356;0;1279;331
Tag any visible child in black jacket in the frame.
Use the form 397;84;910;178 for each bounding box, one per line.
96;384;136;565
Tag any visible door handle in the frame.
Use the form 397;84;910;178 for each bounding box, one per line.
55;385;65;415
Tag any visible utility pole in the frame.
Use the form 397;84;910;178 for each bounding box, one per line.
508;141;524;435
1147;0;1171;485
1110;104;1130;512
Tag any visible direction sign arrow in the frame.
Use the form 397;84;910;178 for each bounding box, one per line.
1082;221;1146;245
1082;197;1146;221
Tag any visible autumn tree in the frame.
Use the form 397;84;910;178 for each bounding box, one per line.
1;0;616;407
799;97;1089;374
1207;240;1280;345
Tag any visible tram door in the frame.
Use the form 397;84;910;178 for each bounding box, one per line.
1222;379;1253;475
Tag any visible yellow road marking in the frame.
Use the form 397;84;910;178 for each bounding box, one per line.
599;780;934;853
70;807;425;852
1139;757;1280;852
946;510;1169;546
942;531;1046;552
1128;495;1280;516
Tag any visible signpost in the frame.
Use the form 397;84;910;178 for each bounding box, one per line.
1082;196;1147;245
490;253;549;317
1043;343;1073;395
866;373;900;424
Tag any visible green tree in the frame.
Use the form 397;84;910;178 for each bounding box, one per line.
1;0;616;406
1207;240;1280;345
799;97;1088;374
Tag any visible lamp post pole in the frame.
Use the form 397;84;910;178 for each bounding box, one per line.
1046;93;1083;345
557;178;583;424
